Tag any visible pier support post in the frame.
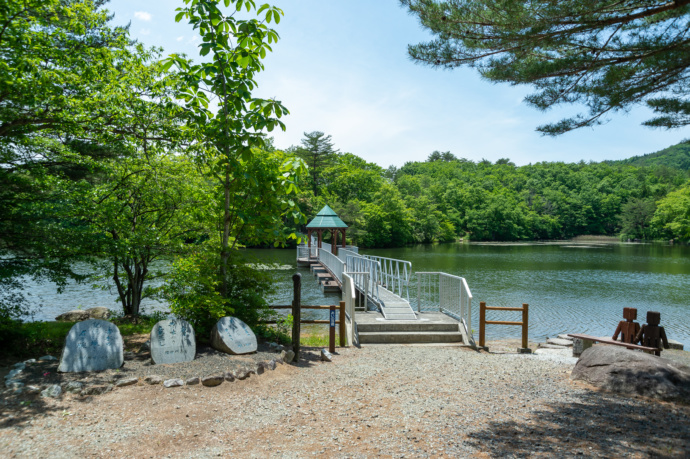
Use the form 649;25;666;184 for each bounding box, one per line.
521;303;529;352
292;273;301;362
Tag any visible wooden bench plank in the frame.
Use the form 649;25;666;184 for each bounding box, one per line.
568;333;661;352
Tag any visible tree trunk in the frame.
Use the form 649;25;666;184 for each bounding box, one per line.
220;168;231;296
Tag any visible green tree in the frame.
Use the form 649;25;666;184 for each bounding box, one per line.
652;184;690;241
166;0;304;299
619;198;657;240
401;0;690;135
295;131;339;196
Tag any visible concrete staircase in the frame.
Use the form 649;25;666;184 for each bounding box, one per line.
357;318;464;344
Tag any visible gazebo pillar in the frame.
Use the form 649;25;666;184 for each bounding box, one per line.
341;229;347;248
317;229;323;249
307;229;312;248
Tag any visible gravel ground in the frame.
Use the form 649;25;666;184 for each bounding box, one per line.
1;341;689;458
3;341;281;389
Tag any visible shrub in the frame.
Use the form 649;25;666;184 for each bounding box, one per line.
164;249;276;339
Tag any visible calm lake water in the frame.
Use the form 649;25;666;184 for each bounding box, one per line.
24;241;690;346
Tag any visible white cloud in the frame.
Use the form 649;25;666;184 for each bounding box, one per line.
176;36;184;42
140;28;151;36
134;11;152;21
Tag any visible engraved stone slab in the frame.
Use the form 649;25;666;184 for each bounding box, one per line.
211;317;257;355
58;319;123;373
150;318;196;364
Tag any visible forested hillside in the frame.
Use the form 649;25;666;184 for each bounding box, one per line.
611;141;690;170
288;136;690;246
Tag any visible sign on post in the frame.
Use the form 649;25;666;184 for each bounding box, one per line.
329;306;336;353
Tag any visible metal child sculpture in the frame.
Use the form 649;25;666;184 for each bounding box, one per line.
635;311;670;356
612;307;641;344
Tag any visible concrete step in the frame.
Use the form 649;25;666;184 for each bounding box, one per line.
358;321;458;333
359;331;463;344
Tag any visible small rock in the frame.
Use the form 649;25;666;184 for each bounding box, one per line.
85;307;111;320
6;369;22;380
81;385;112;396
668;339;684;351
236;369;251;380
164;379;184;388
115;377;138;388
55;310;90;322
65;381;84;393
186;377;200;386
267;359;277;371
546;338;573;347
201;375;224;387
5;380;24;390
38;355;58;362
25;385;41;395
41;385;62;398
256;362;266;375
23;359;36;364
224;371;236;382
12;387;24;395
283;350;295;363
12;362;26;370
539;343;568;349
321;349;333;362
144;375;163;385
557;334;574;341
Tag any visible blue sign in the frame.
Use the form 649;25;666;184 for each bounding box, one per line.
330;309;336;327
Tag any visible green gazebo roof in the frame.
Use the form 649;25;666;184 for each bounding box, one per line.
306;205;348;229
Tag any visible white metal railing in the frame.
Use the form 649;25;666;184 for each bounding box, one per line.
345;245;359;253
345;255;380;304
321;241;332;254
344;271;369;311
416;272;473;343
297;244;317;259
338;248;359;262
318;248;344;283
363;255;411;301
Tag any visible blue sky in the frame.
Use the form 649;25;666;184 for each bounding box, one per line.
108;1;689;168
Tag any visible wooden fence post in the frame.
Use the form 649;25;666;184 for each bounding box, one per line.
339;301;346;347
522;303;529;350
292;273;301;362
479;301;486;348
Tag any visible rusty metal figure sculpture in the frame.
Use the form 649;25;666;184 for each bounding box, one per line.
612;307;641;344
635;311;670;356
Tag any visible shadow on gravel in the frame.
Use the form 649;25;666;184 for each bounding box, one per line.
465;390;690;457
0;392;63;429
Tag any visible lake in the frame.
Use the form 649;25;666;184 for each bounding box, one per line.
23;240;690;346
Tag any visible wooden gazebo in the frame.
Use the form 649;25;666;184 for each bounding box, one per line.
306;205;348;255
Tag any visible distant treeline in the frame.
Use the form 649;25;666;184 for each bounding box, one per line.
288;139;690;246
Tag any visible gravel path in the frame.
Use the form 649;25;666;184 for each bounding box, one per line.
1;342;689;458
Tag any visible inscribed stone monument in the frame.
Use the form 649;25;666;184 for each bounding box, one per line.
58;319;123;372
211;317;257;355
150;318;196;364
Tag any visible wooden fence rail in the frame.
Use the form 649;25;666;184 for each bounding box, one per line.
479;301;529;352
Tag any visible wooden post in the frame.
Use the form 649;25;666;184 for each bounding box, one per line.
292;273;301;362
339;301;346;347
479;301;486;348
522;303;529;350
329;305;336;353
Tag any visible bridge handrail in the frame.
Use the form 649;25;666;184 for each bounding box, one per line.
338;247;359;262
342;273;357;346
415;271;473;343
318;248;344;283
345;255;380;304
363;255;411;301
